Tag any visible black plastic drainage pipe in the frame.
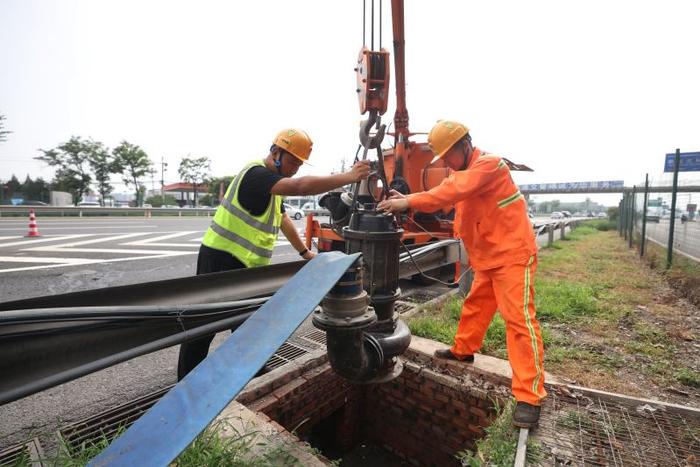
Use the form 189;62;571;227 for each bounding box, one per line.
0;311;254;405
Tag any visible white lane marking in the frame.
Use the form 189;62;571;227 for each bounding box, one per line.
276;241;291;246
22;233;149;250
0;256;93;264
0;236;22;241
122;232;200;247
0;235;92;248
0;225;158;231
29;247;198;255
0;220;159;225
0;251;196;274
0;231;207;273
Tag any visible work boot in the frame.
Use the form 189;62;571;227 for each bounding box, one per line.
434;348;474;362
513;401;541;428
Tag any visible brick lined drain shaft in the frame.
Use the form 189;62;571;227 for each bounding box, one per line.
313;204;411;383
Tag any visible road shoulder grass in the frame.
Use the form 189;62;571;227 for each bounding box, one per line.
407;222;700;406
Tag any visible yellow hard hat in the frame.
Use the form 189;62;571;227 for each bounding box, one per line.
428;120;469;164
272;129;313;162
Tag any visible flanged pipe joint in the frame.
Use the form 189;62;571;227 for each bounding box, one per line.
313;204;411;383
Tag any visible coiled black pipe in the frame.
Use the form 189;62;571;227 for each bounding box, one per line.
0;311;254;405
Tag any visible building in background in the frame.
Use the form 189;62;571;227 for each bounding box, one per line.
155;183;209;207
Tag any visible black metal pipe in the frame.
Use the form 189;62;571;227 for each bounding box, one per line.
373;319;411;358
325;329;382;381
0;311;253;405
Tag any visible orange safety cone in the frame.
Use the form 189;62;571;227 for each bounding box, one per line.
26;209;41;237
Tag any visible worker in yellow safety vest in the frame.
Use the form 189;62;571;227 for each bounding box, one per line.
178;128;370;379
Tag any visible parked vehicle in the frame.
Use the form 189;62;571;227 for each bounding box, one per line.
301;201;318;213
18;200;49;206
645;208;661;223
283;203;304;220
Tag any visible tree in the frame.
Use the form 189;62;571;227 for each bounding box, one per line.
50;167;86;204
178;156;211;207
6;175;21;196
206;175;234;206
88;142;117;206
24;177;50;202
113;141;153;207
36;137;95;205
0;113;10;143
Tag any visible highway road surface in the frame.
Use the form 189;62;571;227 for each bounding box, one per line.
0;216;315;303
0;215;322;451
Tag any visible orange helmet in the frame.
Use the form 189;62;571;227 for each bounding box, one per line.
272;129;313;163
428;120;469;164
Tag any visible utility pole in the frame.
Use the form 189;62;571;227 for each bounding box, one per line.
160;156;168;206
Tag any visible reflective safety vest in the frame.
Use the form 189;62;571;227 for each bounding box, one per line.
202;160;283;268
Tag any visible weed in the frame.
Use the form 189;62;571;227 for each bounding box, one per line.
556;410;593;431
675;368;700;388
175;420;265;466
585;219;617;231
8;449;32;467
33;420;306;466
48;426;126;466
456;400;542;466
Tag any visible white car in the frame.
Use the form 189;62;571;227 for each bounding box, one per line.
77;201;100;207
550;211;564;219
284;203;304;220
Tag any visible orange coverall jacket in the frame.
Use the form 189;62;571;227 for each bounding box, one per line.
407;148;537;271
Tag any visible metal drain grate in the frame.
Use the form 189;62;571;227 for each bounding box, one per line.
402;289;441;304
535;387;700;466
58;385;172;455
57;338;316;454
265;342;309;370
299;329;327;347
0;438;44;467
393;301;416;315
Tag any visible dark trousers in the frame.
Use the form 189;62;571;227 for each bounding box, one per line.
177;245;246;380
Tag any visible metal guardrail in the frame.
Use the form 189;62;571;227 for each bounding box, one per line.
0;205;215;217
533;218;585;247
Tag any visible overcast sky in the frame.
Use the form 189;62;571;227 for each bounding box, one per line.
1;0;699;204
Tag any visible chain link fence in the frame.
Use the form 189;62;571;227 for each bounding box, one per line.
619;175;699;267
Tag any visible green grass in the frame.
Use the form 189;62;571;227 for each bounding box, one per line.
534;280;601;322
674;368;700;388
407;224;700;395
456;400;541;466
585;219;617;231
31;420;304;466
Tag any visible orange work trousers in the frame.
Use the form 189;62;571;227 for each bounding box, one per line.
452;255;546;405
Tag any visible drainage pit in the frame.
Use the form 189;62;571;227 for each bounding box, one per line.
238;353;503;467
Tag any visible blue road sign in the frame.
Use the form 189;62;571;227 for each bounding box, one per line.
664;152;700;172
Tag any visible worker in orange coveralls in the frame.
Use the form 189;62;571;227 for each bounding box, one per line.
377;120;546;428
